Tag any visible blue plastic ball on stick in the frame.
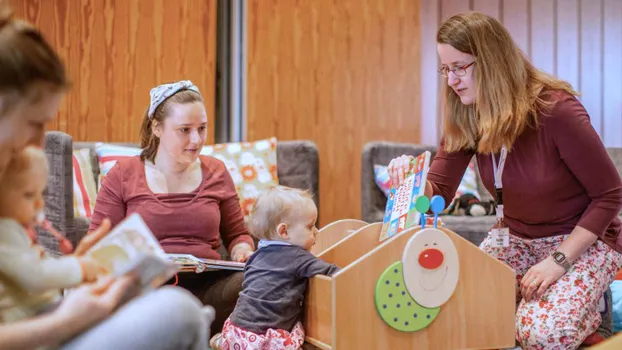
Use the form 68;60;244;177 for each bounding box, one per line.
430;196;445;214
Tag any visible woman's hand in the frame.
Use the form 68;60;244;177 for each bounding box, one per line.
231;243;254;263
520;257;566;301
53;275;139;336
74;219;111;256
387;155;415;187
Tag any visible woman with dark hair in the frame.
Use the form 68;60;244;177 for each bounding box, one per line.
389;12;622;349
0;3;210;349
89;80;255;336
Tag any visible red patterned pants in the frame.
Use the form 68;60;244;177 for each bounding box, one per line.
480;233;622;350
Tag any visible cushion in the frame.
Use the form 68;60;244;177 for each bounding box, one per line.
201;137;279;218
72;148;98;218
373;164;392;197
94;143;142;183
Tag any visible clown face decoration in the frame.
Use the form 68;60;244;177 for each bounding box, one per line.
401;228;459;308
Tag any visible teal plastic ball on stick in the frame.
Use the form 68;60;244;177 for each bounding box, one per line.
414;196;430;214
430;196;446;214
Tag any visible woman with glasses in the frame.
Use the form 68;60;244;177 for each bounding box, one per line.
388;12;622;349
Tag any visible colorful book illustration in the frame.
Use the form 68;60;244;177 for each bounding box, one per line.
85;213;179;291
379;151;432;241
167;254;245;273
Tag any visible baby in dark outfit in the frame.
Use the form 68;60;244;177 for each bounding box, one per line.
211;185;339;350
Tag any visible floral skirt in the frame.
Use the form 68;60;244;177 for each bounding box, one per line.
480;233;622;350
220;318;305;350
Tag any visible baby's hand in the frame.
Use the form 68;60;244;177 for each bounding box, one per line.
78;257;109;282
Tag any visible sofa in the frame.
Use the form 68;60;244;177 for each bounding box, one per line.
361;141;622;247
41;131;320;254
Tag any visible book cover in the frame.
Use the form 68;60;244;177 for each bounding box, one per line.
86;213;178;291
379;151;432;241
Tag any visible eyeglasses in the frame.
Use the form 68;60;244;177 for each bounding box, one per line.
437;61;476;77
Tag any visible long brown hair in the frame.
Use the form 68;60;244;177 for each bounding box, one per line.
139;89;203;162
437;12;578;154
0;2;69;114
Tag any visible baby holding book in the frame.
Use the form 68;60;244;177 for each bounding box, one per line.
0;146;105;323
210;185;340;350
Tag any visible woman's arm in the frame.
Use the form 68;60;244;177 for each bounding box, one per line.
0;276;136;350
426;140;474;205
551;93;622;249
521;93;622;301
0;311;78;349
89;162;128;232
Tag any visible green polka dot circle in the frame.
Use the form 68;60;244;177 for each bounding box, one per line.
374;261;440;332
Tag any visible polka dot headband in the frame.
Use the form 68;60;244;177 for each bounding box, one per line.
148;80;201;119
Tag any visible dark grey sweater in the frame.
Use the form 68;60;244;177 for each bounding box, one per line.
229;244;340;334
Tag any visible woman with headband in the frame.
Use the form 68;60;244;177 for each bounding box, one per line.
89;80;255;337
0;2;210;349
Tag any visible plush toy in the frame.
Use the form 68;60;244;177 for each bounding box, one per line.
445;193;495;217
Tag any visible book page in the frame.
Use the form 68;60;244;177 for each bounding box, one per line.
167;254;245;273
86;213;178;288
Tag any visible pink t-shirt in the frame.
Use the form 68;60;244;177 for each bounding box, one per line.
89;155;254;260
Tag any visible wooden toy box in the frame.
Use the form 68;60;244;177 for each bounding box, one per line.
303;220;517;350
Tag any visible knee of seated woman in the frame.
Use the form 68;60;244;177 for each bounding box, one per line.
517;314;582;346
152;286;206;323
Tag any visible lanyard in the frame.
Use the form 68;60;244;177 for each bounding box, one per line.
491;146;508;189
491;146;508;222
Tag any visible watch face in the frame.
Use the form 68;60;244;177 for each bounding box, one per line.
553;252;565;263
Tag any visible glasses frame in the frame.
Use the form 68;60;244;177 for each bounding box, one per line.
438;61;476;78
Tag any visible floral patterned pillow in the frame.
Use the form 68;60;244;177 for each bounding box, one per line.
201;137;279;219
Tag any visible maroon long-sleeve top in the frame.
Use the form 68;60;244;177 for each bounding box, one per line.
428;91;622;252
89;156;254;260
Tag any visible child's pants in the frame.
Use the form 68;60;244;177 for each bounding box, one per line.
480;233;622;350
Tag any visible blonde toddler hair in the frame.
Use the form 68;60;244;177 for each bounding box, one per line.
0;146;48;187
249;186;316;241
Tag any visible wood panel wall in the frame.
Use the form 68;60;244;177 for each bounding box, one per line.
421;0;622;147
246;0;421;226
11;0;217;143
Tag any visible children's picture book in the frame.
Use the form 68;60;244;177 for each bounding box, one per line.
85;213;179;291
379;151;432;241
167;254;245;273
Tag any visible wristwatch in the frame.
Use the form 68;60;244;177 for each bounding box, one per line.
551;251;572;271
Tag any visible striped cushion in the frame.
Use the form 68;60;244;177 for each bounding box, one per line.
94;142;141;179
72;148;98;218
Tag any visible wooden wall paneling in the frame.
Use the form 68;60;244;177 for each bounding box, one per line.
441;0;469;20
530;0;556;75
247;0;421;226
11;0;217;144
501;0;530;55
556;0;580;92
472;0;500;20
420;0;441;145
579;0;604;137
603;0;622;147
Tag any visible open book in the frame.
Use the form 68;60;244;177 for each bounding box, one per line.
167;254;245;273
379;151;432;241
85;213;178;291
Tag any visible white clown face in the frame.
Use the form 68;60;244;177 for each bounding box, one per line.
402;228;459;308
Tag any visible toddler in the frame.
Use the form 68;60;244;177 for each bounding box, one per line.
211;186;340;350
0;146;104;323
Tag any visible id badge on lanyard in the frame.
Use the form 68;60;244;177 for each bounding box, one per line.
490;146;509;248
